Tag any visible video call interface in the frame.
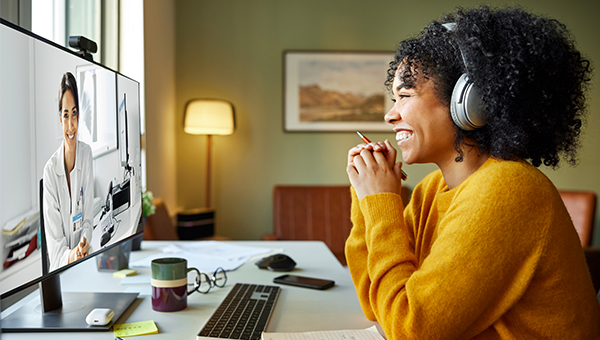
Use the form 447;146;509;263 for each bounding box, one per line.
0;22;143;297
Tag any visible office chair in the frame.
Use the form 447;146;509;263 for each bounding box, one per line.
265;185;411;266
558;190;597;247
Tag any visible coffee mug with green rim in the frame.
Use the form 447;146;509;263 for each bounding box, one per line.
151;257;201;312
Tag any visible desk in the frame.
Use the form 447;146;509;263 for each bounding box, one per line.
1;241;377;339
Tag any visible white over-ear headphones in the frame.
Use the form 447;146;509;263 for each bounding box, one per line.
443;23;486;130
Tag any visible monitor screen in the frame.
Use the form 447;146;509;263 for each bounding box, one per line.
119;93;130;169
0;19;143;331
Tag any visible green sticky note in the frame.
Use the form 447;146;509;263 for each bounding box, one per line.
114;320;158;337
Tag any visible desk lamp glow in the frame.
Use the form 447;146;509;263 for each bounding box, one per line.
183;99;235;208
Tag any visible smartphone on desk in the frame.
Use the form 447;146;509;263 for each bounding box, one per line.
273;274;335;290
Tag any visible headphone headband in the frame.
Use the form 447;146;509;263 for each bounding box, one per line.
443;22;487;130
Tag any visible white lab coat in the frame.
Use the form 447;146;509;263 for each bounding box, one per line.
43;140;94;271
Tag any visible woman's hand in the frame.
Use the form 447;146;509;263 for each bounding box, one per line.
68;236;89;263
347;139;404;200
79;236;89;257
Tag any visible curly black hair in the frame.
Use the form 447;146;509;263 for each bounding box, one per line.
386;5;592;167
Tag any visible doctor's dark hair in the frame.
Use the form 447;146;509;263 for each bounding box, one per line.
386;5;592;168
58;72;79;115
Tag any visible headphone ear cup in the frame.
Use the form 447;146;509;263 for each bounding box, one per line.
450;74;486;130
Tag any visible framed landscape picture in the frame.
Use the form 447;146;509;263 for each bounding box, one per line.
283;50;395;132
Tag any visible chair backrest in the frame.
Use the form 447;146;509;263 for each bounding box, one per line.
273;185;411;266
142;198;179;240
584;248;600;294
558;190;597;247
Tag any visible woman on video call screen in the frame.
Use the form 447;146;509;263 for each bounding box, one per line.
42;72;94;271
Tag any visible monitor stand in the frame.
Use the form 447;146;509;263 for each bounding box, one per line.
1;274;138;332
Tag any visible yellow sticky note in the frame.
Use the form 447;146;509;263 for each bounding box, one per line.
114;320;158;337
113;269;137;278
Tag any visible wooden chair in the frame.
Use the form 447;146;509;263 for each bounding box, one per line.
558;190;597;247
143;198;179;240
265;185;411;266
584;248;600;294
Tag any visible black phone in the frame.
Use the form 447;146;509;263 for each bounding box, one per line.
273;274;335;290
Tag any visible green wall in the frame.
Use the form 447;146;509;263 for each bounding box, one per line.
174;0;600;244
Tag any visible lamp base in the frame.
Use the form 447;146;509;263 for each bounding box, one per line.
176;208;215;240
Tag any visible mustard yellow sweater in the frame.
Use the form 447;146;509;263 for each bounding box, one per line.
345;158;600;339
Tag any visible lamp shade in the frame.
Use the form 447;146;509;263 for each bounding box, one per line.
183;99;235;135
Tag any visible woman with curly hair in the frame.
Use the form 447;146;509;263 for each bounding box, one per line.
345;6;599;339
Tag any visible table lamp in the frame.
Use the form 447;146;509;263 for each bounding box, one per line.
183;99;235;208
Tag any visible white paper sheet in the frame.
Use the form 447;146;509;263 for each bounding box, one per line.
120;275;151;285
262;326;384;340
124;285;152;296
129;241;275;272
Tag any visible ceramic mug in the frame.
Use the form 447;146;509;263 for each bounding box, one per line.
151;257;201;312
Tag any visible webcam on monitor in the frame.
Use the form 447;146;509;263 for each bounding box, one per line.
68;35;97;62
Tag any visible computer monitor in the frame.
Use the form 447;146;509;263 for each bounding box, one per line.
0;19;143;332
119;93;129;169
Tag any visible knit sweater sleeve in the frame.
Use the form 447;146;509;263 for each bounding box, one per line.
347;160;552;340
345;185;419;321
345;186;388;320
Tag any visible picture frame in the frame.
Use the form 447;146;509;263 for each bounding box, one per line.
283;50;395;132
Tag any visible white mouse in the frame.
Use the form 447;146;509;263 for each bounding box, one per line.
85;308;115;326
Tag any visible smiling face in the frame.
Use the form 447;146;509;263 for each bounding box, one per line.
60;90;78;155
384;68;457;166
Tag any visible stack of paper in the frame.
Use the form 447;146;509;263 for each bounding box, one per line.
2;211;39;236
262;326;385;340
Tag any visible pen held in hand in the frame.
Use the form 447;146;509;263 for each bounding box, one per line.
356;131;408;181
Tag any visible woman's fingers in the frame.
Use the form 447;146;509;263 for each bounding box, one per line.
372;141;387;153
384;139;397;167
81;242;89;256
348;145;366;165
348;140;390;166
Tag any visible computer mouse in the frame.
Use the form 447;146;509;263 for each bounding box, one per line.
255;254;296;272
100;231;111;247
